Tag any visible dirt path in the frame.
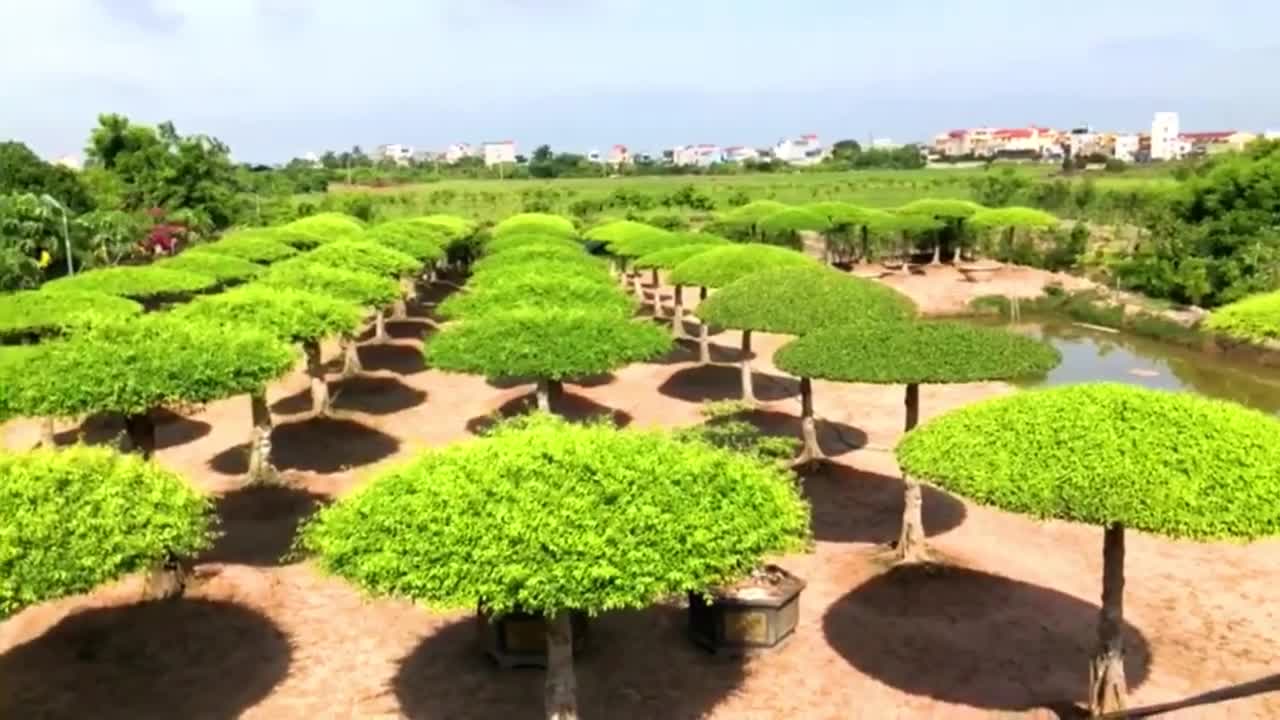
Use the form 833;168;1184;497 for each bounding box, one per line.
3;281;1279;719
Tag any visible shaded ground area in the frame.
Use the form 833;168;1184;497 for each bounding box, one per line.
201;484;330;567
209;416;400;476
800;463;965;544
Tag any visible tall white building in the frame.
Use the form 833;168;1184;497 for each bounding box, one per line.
1151;112;1181;161
1113;134;1140;163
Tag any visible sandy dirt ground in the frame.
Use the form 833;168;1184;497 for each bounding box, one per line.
2;269;1279;719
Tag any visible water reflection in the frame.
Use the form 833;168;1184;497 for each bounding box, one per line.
1003;322;1280;415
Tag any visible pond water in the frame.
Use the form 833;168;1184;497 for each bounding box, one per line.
992;321;1280;416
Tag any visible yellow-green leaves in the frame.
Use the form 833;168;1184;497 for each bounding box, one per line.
284;212;367;243
437;275;636;321
669;244;818;289
0;290;141;340
171;286;362;344
493;213;576;239
1205;291;1280;343
42;266;217;300
157;250;264;283
699;266;915;335
198;233;300;264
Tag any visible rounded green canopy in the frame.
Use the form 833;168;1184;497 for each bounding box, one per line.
409;214;476;239
633;244;718;271
41;266;217;300
298;413;810;615
468;259;613;291
896;383;1280;540
365;221;447;263
298;240;420;278
492;213;577;240
484;233;584;256
759;207;832;237
0;446;212;618
170;285;362;345
968;206;1059;231
775;321;1059;384
437;275;636;321
897;198;986;219
1205;291;1280;344
669;244;818;289
197;233;300;264
698;266;915;335
156;250;264;284
471;245;606;275
0;290;141;340
585;220;677;257
256;261;400;308
722;200;790;226
285;213;367;243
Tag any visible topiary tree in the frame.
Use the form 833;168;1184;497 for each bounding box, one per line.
425;309;671;411
298;413;810;720
471;245;608;276
41;266;217;306
1204;290;1280;344
255;260;399;386
880;213;946;271
437;274;637;321
492;213;577;240
757;207;831;250
716;200;791;240
296;241;419;343
585;220;677;282
171;286;363;477
0;315;296;458
0;290;141;344
245;225;330;250
357;224;447;318
895;384;1280;715
897;198;986;264
285;212;367;243
1;446;212;615
156;250;264;286
468;259;614;292
410;214;475;238
967;206;1059;264
633;240;730;329
669;245;820;362
484;233;584;256
197;233;300;264
775;321;1060;557
699;267;915;402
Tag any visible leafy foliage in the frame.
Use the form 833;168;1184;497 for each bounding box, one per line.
0;141;94;213
298;413;810;615
669;244;818;289
0;315;295;419
897;198;986;219
492;213;577;239
896;383;1280;540
157;250;264;283
674;401;800;462
409;214;475;239
775;321;1060;384
584;220;677;257
244;226;330;251
171;285;362;344
425;309;671;381
437;275;636;321
471;245;607;275
256;260;400;308
483;233;584;256
698;266;915;334
0;446;213;618
299;240;420;278
285;213;367;243
41;266;216;300
723;200;790;225
804;201;873;226
632;244;719;271
758;207;831;238
968;206;1059;231
1203;290;1280;343
0;290;141;340
199;232;300;264
365;220;447;263
468;259;613;291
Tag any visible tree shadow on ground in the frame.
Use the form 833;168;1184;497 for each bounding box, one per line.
0;599;292;720
653;337;740;365
328;376;427;416
740;408;867;458
200;484;331;567
822;564;1151;712
485;374;616;391
209;417;400;476
413;283;465;322
393;603;746;720
466;392;633;436
658;364;799;403
358;318;437;342
321;343;427;377
54;409;211;451
797;462;966;544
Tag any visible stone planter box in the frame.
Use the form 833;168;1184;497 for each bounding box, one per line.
958;264;1000;283
688;565;805;656
476;607;589;669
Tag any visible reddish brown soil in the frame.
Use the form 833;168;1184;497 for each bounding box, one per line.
3;271;1280;719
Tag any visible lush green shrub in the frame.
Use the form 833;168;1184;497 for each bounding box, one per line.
723;200;790;225
0;446;212;617
0;314;295;420
484;233;584;256
758;207;831;239
471;245;606;275
365;221;446;263
437;275;636;321
674;401;800;462
409;214;475;239
299;240;420;278
467;259;613;291
256;260;400;308
170;286;362;344
669;244;818;289
699;266;915;334
897;198;985;219
1205;291;1280;344
968;206;1059;232
775;321;1060;384
584;220;677;257
632;244;718;271
198;233;300;264
896;383;1280;540
253;226;330;250
671;231;732;246
41;266;217;300
285;212;367;243
492;212;576;239
425;309;671;381
298;413;810;615
0;290;141;340
157;250;264;284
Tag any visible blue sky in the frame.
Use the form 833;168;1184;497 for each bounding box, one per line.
3;0;1279;163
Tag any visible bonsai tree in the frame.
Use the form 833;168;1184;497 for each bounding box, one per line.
364;222;447;317
299;414;810;720
0;315;295;458
156;250;264;286
492;213;577;240
471;245;608;275
585;220;676;286
633;240;729;328
484;233;584;256
896;384;1280;715
1;446;212;615
468;259;614;292
238;226;331;250
897;198;986;264
669;245;819;363
296;241;419;344
758;207;831;250
967;206;1059;265
41;266;217;305
803;201;870;264
715;200;790;240
285;212;367;243
1204;290;1280;344
255;261;399;386
197;233;300;264
775;321;1060;554
171;286;363;478
698;266;915;402
881;213;945;271
0;290;140;343
437;274;636;322
425;309;671;411
409;214;475;238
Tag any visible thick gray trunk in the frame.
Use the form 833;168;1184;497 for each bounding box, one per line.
304;340;330;416
1089;523;1129;716
739;330;756;403
797;377;823;464
391;299;408;321
373;310;389;344
698;322;711;364
535;379;552;413
671;285;685;338
895;474;929;563
341;335;363;377
124;411;157;459
246;391;276;485
544;611;579;720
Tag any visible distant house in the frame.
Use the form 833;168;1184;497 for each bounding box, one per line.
1112;134;1141;163
1150;112;1182;161
607;144;631;166
1180;131;1257;156
671;144;724;167
376;144;415;166
444;143;477;163
773;134;824;164
722;146;760;163
413;149;443;164
482;141;516;166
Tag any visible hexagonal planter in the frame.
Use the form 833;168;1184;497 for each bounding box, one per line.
688;565;806;656
476;607;589;669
